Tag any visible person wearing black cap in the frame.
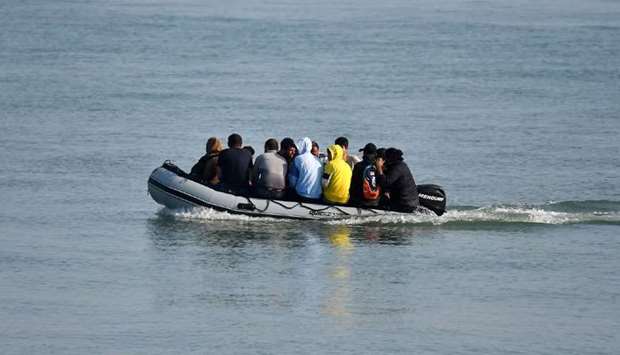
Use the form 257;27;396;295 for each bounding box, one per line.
349;143;382;207
375;148;420;212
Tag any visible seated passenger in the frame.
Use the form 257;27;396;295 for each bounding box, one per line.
278;137;297;165
243;145;255;159
312;141;328;165
311;141;320;157
189;137;223;185
376;147;386;160
216;133;253;195
375;148;420;212
322;144;352;205
349;143;381;207
288;137;323;202
251;138;287;199
278;137;297;198
335;136;362;169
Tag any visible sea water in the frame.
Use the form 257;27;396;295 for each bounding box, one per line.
1;0;619;353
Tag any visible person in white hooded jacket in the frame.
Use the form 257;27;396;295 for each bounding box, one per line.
287;137;323;201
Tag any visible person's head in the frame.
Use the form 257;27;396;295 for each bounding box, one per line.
326;144;345;161
296;137;313;155
334;136;349;150
243;145;255;156
376;148;386;160
311;141;320;157
359;143;377;161
280;137;297;159
227;133;243;148
206;137;223;155
264;138;279;152
384;148;404;164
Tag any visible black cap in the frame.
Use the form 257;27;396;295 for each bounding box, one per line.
359;143;377;155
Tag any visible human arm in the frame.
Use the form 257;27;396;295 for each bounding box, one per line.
189;157;206;181
375;158;392;199
375;157;385;185
322;163;333;189
247;154;254;186
250;157;260;186
322;172;331;189
288;160;299;188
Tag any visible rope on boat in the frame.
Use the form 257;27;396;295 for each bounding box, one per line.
243;197;353;216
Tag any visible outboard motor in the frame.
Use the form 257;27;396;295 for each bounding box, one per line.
417;184;447;216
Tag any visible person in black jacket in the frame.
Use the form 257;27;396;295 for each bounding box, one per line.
375;148;419;212
216;133;253;195
189;137;223;185
349;143;381;207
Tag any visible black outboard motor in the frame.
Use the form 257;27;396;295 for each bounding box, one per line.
417;184;447;216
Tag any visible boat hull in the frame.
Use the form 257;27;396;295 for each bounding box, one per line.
148;165;437;220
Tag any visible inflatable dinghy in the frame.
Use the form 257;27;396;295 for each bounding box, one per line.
148;162;446;220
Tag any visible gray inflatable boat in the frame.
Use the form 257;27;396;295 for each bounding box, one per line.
148;162;446;220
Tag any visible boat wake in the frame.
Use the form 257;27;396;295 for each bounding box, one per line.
330;206;620;226
159;200;620;226
158;206;280;223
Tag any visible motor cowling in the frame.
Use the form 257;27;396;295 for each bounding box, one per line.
417;184;447;216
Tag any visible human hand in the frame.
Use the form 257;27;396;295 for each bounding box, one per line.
375;157;384;170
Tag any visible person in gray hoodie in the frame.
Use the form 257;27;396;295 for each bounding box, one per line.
251;138;288;199
287;137;323;202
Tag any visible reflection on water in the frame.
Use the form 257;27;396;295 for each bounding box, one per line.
147;211;301;248
144;212;429;325
328;225;354;250
128;212;620;354
146;208;423;249
323;226;353;320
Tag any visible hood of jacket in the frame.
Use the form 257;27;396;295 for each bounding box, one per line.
326;144;345;161
296;137;313;155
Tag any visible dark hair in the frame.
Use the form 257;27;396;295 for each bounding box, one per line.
228;133;242;148
384;148;404;163
312;141;319;150
264;138;279;152
243;145;255;156
376;148;386;159
334;136;349;149
280;137;296;151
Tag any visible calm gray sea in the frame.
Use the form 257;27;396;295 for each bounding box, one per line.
1;0;619;354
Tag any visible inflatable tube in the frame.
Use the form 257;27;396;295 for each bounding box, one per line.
148;162;445;220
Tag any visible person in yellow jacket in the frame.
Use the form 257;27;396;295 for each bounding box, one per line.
322;144;353;204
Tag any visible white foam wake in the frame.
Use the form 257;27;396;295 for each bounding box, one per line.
159;207;280;223
159;205;620;226
327;207;620;226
